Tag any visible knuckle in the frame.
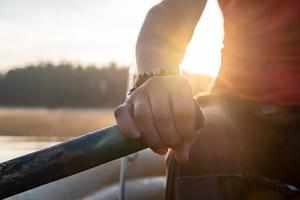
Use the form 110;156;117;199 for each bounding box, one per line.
114;104;126;118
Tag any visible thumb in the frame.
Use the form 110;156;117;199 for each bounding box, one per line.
173;140;193;164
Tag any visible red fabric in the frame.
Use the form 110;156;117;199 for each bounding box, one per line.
213;0;300;105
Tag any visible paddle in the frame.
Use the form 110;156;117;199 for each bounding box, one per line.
0;102;204;199
0;125;146;198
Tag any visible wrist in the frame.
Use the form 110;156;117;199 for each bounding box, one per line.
128;67;180;95
137;66;179;75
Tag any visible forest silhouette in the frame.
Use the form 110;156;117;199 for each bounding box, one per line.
0;62;212;108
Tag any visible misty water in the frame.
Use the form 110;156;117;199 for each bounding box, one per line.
0;106;116;163
0;107;164;200
0;136;65;162
0;136;165;200
0;136;125;200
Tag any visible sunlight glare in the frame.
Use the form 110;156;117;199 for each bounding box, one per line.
181;0;224;78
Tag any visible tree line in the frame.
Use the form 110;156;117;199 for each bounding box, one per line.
0;62;212;108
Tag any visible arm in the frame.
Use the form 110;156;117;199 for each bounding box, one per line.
115;0;207;162
136;0;207;74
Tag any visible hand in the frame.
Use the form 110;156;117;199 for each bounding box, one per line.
114;75;203;163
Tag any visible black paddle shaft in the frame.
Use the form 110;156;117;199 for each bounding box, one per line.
0;102;204;199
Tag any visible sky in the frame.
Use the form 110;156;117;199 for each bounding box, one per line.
0;0;224;77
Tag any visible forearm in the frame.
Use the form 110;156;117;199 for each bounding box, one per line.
136;0;207;74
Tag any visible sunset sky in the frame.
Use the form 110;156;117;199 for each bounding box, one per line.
0;0;223;77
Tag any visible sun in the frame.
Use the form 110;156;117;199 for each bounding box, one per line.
180;0;224;78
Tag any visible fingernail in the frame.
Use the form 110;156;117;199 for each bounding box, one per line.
129;128;141;139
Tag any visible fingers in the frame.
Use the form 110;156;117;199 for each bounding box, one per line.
114;98;167;156
114;75;202;161
170;86;196;141
133;94;165;149
114;102;141;139
149;93;182;150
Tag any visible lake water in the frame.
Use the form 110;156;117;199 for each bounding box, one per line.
0;136;165;200
0;136;65;162
0;108;165;199
0;106;115;161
